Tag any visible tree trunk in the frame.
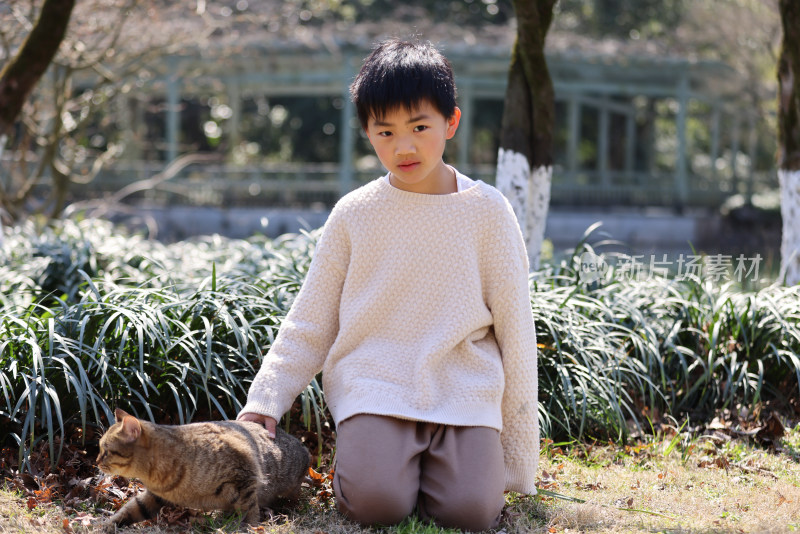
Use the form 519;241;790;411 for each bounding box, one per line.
778;0;800;285
496;0;556;270
0;0;75;138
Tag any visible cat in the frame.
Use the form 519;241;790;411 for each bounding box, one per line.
96;408;310;531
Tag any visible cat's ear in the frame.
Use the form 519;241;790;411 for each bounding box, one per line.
114;408;131;423
120;414;142;443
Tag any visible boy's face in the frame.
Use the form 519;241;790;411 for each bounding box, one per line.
365;100;461;194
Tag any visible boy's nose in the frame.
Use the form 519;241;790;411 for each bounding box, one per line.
394;136;416;155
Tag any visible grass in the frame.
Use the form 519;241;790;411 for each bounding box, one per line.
3;218;800;467
2;425;799;533
529;428;800;533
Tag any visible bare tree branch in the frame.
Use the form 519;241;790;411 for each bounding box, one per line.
65;153;222;219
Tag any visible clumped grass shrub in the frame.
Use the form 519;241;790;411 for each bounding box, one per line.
533;242;800;441
530;264;664;442
1;219;316;468
655;277;800;417
1;219;799;469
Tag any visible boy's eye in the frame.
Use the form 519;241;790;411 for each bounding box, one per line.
413;125;428;132
378;131;392;137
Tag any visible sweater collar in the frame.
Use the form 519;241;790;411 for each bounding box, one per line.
375;168;484;205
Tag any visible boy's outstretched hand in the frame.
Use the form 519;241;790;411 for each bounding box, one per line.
238;412;277;439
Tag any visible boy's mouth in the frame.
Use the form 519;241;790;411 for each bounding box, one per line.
397;161;420;172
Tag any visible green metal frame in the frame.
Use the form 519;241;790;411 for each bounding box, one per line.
102;47;774;209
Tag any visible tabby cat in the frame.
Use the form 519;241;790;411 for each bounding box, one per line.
97;409;309;531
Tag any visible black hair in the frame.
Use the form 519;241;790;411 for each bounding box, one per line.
350;38;457;129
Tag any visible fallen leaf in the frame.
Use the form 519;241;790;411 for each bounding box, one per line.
308;467;333;484
575;481;603;491
755;413;785;445
698;456;729;470
615;496;634;508
72;512;94;527
539;470;557;482
19;473;39;491
707;416;727;431
536;470;559;490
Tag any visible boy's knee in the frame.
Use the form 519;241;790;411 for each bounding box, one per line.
336;483;415;526
422;493;504;532
332;415;423;526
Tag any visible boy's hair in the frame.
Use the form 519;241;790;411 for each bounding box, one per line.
350;38;457;129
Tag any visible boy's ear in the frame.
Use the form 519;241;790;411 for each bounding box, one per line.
446;107;462;139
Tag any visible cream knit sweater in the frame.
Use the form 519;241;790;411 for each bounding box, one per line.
240;173;539;494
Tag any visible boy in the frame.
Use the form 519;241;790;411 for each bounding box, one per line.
239;38;538;531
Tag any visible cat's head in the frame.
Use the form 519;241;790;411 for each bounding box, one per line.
96;408;146;477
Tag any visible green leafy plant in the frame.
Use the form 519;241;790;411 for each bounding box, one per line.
1;219;799;471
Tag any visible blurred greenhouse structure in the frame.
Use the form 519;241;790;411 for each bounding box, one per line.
65;46;776;213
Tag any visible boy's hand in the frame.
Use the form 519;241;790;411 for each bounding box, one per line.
238;412;277;439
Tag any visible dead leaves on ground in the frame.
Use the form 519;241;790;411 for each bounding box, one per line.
1;435;144;531
2;434;141;513
308;466;336;507
1;410;796;532
702;410;786;448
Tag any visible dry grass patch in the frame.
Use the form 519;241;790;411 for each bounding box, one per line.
529;427;800;533
0;488;71;533
2;426;799;534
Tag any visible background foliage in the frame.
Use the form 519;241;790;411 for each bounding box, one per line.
1;221;798;471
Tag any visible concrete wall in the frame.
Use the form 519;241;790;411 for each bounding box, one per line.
116;205;777;260
115;206;330;242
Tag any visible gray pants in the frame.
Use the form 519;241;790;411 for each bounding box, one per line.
333;414;505;531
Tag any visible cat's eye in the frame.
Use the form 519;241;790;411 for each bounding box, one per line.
107;448;131;459
98;449;119;461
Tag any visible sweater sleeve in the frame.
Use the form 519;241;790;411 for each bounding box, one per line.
238;207;350;421
486;199;539;495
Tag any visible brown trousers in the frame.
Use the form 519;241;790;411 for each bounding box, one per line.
333;414;505;532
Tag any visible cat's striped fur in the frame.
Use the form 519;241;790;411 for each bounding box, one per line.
97;409;309;531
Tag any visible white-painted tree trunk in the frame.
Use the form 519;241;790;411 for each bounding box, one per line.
496;148;552;270
0;134;5;250
779;168;800;285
